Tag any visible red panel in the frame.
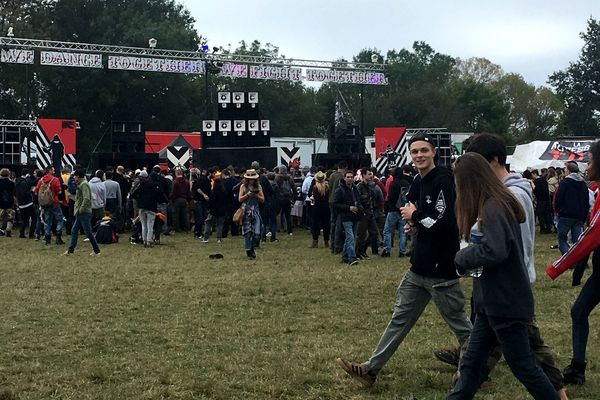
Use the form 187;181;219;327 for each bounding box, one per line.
37;118;77;154
144;131;202;154
374;127;405;157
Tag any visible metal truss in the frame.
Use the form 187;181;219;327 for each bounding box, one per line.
0;119;80;128
404;128;448;135
0;36;386;72
0;119;36;128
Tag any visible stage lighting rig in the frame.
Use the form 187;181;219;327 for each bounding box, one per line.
148;38;157;48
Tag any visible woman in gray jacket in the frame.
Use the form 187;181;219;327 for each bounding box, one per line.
447;153;558;400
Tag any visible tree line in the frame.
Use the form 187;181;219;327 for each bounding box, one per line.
0;0;598;163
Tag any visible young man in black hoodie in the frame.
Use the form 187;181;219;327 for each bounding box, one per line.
555;161;590;256
336;134;472;387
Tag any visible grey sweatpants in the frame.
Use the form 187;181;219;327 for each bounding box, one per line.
363;270;472;375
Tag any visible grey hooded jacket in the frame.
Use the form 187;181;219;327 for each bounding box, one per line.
502;173;536;283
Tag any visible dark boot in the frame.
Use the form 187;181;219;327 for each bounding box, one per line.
55;234;65;245
310;239;318;248
563;359;586;385
44;235;51;245
246;250;254;260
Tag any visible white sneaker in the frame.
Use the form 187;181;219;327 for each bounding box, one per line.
266;232;272;237
199;238;209;243
217;239;222;243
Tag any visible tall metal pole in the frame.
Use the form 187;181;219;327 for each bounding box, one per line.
360;84;364;140
26;63;31;164
204;63;209;120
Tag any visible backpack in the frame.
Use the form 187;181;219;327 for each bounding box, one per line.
38;177;55;207
278;177;292;202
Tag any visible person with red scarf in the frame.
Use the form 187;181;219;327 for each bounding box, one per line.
547;140;600;386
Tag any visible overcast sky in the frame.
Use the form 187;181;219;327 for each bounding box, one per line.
182;0;598;87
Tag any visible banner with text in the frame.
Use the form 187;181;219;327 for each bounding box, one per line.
305;69;387;85
218;62;248;78
1;49;34;64
540;140;593;162
250;65;303;81
108;55;205;74
41;51;102;68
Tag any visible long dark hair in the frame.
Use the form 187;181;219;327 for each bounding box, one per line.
588;140;600;181
454;152;525;240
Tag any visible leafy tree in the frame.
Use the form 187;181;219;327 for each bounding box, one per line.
549;17;600;136
455;57;504;84
445;78;510;135
495;74;563;142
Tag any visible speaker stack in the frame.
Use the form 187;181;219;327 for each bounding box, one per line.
111;121;144;153
196;91;275;168
201;91;270;148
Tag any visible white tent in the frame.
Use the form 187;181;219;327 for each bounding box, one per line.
507;140;588;173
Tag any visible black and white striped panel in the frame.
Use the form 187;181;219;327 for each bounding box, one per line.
375;133;409;174
34;124;77;170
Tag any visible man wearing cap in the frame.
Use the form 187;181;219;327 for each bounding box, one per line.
336;133;472;388
64;170;100;255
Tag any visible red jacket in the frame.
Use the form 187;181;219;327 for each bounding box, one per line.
547;192;600;279
34;174;62;206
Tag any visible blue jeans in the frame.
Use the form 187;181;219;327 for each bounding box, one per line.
382;211;406;255
557;217;583;255
341;220;357;262
41;204;64;237
244;216;261;251
571;265;600;363
68;212;100;254
449;314;559;400
194;201;207;236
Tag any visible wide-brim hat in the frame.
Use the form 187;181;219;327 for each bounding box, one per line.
244;169;259;179
315;171;326;181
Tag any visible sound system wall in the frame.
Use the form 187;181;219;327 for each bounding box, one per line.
111;121;145;153
202;101;269;148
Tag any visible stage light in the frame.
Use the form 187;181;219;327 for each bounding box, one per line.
212;46;219;53
248;92;258;108
261;120;270;135
148;38;157;48
219;120;231;136
371;54;379;63
233;92;244;108
248;120;258;131
218;92;230;108
203;120;216;136
7;27;14;37
234;120;246;132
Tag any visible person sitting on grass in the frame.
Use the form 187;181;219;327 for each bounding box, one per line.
95;212;118;245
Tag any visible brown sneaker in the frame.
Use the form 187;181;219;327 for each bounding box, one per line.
336;358;376;388
433;347;460;367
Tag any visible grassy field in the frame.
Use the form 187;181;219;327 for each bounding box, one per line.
0;229;598;400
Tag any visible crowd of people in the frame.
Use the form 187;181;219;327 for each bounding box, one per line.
0;133;599;399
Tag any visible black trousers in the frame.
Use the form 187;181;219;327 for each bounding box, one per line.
19;205;36;237
449;314;559;400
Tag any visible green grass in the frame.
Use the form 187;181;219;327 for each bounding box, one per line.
0;230;598;399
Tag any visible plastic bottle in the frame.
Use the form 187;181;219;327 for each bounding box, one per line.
467;221;484;278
